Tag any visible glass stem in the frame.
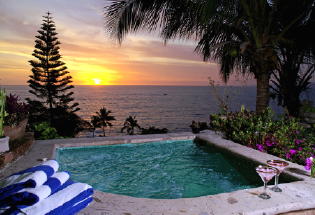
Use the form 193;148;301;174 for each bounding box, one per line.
263;180;267;193
274;175;279;187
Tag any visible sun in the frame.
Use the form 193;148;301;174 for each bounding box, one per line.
92;78;101;85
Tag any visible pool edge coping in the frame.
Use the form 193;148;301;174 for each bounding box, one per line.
51;132;196;159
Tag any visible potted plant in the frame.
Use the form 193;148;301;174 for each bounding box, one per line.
4;94;29;141
0;89;9;153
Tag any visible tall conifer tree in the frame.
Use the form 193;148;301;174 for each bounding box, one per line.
28;12;79;121
27;12;82;137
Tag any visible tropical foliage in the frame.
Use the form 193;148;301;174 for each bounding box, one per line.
27;12;81;137
91;107;116;136
209;108;315;167
271;64;314;117
0;89;6;137
190;121;209;134
34;122;61;140
300;100;315;114
270;0;315;117
104;0;315;114
5;94;29;126
121;116;141;135
90;115;100;137
140;126;168;135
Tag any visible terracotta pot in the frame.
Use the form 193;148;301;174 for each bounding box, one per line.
4;119;28;141
0;136;9;152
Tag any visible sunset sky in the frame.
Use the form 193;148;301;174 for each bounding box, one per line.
0;0;252;86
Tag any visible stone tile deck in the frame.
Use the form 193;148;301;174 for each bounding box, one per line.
0;131;314;215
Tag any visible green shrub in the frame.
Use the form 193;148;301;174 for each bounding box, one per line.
34;122;61;140
190;121;209;133
141;126;168;135
28;103;85;138
300;100;315;113
210;108;315;166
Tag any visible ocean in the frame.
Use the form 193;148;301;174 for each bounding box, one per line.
3;85;315;136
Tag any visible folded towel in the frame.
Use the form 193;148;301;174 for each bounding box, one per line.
11;160;59;177
0;198;93;215
0;160;59;201
18;181;93;215
65;197;93;215
0;171;47;202
0;172;70;208
48;197;93;215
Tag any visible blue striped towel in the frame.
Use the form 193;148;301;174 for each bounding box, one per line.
47;197;93;215
0;171;69;208
1;197;93;215
0;160;59;201
62;197;93;215
15;180;93;215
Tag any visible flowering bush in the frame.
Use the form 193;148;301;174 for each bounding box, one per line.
210;108;315;170
5;94;29;126
305;157;314;177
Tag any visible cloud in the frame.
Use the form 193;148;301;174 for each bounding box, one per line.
0;0;239;86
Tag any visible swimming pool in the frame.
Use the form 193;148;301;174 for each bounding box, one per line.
56;139;262;199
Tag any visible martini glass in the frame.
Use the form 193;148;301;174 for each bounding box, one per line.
266;160;289;192
256;165;277;199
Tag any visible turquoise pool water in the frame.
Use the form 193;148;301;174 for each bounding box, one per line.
56;140;260;199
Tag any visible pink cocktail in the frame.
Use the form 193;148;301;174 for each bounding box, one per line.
256;165;277;199
266;160;289;192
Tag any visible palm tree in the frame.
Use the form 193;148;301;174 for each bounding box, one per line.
271;50;314;117
270;0;315;116
93;107;115;136
90;115;100;137
105;0;312;113
121;115;141;135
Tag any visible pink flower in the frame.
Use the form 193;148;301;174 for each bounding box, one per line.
306;157;313;165
305;166;311;171
298;147;303;151
264;137;276;147
256;144;264;152
294;139;304;145
289;149;297;155
305;157;313;171
265;139;272;147
286;149;297;159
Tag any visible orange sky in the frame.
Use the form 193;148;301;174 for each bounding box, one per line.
0;0;254;86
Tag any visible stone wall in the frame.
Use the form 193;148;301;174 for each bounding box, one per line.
0;132;34;168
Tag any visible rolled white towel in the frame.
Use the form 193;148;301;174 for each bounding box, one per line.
0;160;59;201
18;182;93;215
53;197;93;215
0;172;70;208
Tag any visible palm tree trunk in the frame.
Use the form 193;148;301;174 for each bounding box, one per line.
256;72;270;113
284;88;300;117
102;126;106;136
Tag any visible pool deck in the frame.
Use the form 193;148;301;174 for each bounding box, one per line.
1;131;315;215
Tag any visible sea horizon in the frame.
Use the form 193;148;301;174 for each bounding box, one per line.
3;85;315;137
1;84;256;87
1;82;314;87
